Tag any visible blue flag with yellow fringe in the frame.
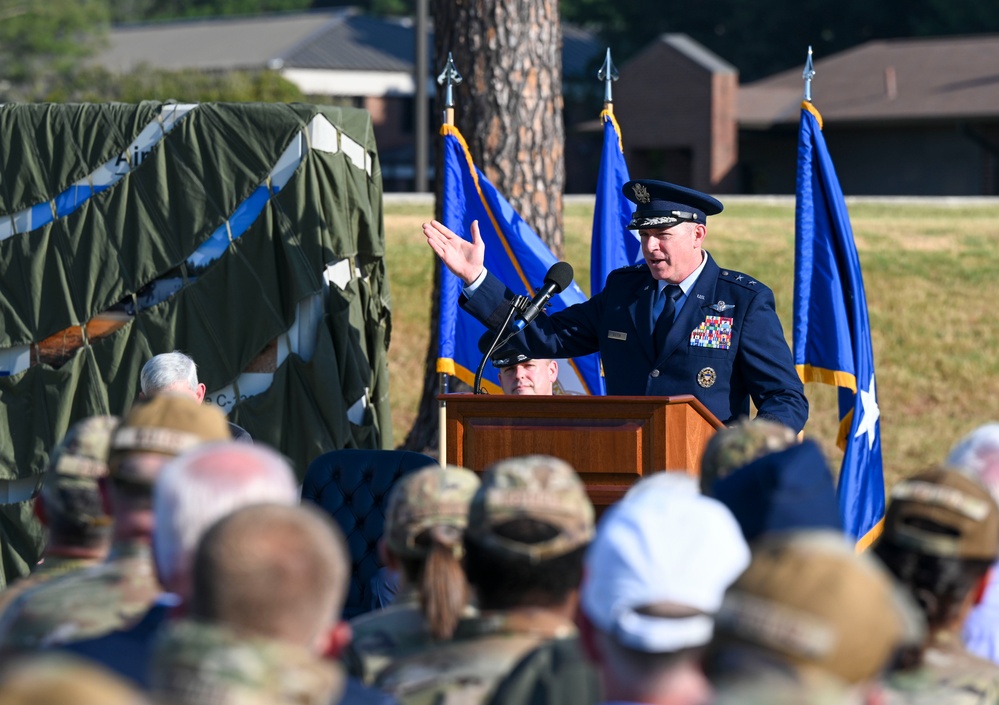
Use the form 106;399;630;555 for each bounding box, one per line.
794;101;884;550
591;110;641;296
437;125;605;395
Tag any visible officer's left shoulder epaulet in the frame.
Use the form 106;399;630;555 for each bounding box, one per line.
717;268;772;292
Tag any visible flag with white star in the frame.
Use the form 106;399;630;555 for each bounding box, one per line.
793;101;884;550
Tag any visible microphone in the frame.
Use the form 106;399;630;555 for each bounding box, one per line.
511;262;574;331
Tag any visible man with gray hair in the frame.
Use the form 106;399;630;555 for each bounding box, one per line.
949;423;999;664
140;351;252;442
60;442;299;685
579;472;750;705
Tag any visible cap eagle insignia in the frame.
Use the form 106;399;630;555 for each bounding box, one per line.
633;183;651;204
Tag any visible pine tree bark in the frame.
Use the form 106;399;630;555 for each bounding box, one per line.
402;0;565;453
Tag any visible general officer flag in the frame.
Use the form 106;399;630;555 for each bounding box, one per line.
590;110;641;296
437;125;605;395
794;101;884;550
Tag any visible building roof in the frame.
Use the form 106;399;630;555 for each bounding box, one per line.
740;34;999;128
96;9;600;78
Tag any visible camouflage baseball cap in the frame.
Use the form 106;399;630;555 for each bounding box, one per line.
700;418;798;493
882;466;999;561
0;654;150;705
109;395;231;481
466;455;594;562
385;465;481;559
711;530;923;685
40;415;119;528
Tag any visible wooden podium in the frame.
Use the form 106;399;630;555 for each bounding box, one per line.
440;394;723;511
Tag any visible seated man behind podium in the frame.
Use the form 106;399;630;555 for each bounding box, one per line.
480;334;558;396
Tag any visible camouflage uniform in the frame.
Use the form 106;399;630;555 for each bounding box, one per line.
699;417;797;494
374;456;597;705
0;416;119;616
376;609;580;705
345;465;480;684
877;469;999;704
151;619;344;705
884;631;999;704
0;397;231;652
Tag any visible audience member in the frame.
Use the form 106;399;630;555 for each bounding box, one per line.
346;465;480;683
578;473;749;705
0;396;231;652
62;441;299;685
948;423;999;663
150;503;352;705
0;416;118;613
706;530;922;704
699;417;797;494
711;440;843;542
375;455;600;705
0;653;150;705
140;351;252;442
875;467;999;702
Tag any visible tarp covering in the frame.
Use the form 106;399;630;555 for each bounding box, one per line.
0;102;392;585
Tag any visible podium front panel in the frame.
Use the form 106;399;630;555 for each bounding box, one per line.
441;394;722;511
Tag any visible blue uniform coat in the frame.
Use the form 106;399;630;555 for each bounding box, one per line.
463;253;808;432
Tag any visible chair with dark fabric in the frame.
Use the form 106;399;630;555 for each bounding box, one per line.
301;448;437;618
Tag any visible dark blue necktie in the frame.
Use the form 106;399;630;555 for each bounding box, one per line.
653;284;683;355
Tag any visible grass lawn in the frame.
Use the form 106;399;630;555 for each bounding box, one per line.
384;196;999;488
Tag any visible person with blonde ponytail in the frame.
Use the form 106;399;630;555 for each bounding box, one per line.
344;465;480;684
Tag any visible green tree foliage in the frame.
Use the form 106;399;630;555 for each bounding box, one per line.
110;0;311;23
40;66;306;103
559;0;999;81
0;0;108;83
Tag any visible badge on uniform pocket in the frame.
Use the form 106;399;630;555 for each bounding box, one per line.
690;316;733;349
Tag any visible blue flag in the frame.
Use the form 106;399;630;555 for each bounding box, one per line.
437;125;605;395
794;102;884;550
590;110;641;296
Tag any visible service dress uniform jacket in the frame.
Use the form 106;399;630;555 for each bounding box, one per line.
463;252;808;433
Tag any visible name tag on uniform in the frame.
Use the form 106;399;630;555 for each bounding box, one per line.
690;316;733;349
608;330;627;341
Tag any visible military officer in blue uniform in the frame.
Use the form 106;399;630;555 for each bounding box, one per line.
423;179;808;433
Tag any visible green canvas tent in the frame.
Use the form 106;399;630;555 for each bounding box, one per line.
0;101;392;585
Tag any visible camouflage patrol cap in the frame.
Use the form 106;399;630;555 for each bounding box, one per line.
109;395;231;481
466;455;594;562
385;465;481;559
712;530;923;685
700;418;798;494
41;415;119;528
0;654;150;705
882;466;999;561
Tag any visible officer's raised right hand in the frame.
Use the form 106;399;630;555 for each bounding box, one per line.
423;219;485;285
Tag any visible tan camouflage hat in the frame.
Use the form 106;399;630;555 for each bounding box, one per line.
466;455;594;562
700;418;798;493
385;465;481;559
0;654;150;705
40;415;119;527
711;530;923;685
109;395;231;481
882;466;999;561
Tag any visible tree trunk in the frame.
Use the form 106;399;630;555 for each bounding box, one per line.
402;0;565;453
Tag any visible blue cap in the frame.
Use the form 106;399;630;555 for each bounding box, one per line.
711;440;843;543
623;179;723;230
478;331;532;368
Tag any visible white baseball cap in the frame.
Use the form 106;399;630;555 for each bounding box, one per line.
581;473;750;653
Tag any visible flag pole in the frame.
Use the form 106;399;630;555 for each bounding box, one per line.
802;45;815;103
436;53;463;467
598;47;619;114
